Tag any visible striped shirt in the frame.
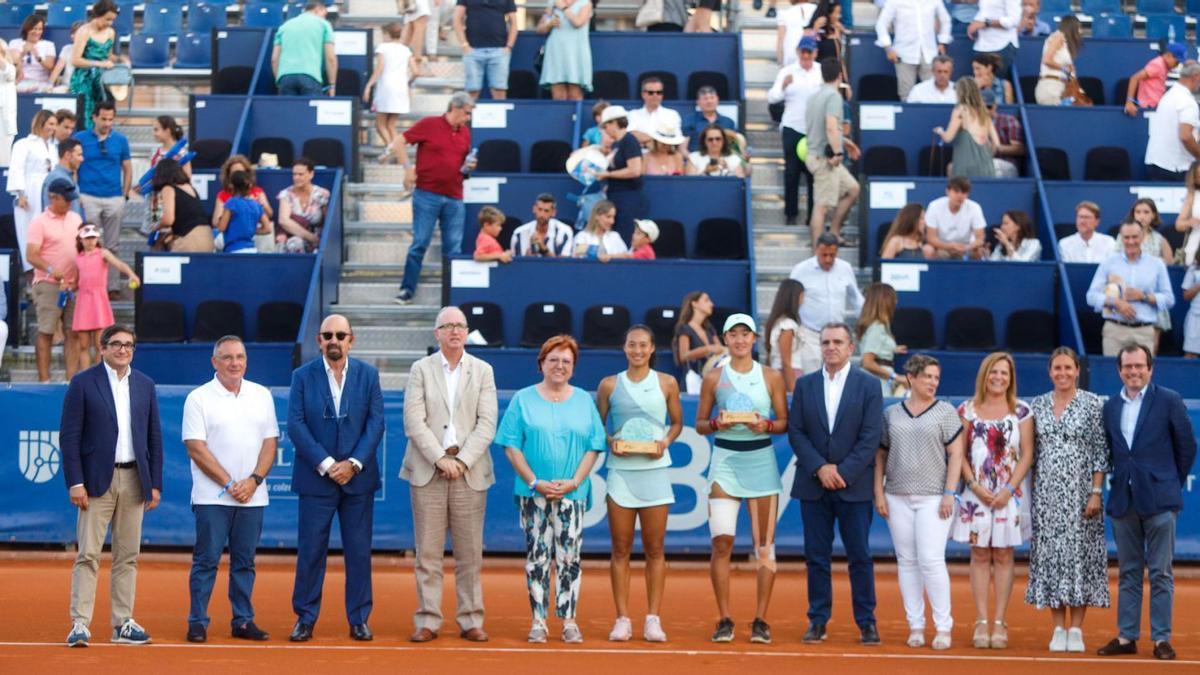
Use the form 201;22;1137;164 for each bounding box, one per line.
880;399;963;496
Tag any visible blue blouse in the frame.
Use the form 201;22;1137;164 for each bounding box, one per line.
495;385;607;506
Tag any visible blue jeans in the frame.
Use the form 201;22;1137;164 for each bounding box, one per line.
402;188;464;295
277;73;323;96
463;47;510;93
1113;510;1177;643
188;505;265;628
801;493;876;627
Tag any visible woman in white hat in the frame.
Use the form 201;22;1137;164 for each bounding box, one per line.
644;121;686;176
695;313;789;645
596;105;647;245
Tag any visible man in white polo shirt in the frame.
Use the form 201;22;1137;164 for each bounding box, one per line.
182;335;280;644
1144;62;1200;183
628;76;682;145
925;175;988;259
1058;201;1116;263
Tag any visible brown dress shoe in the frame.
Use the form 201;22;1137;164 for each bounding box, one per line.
1096;638;1137;656
410;627;437;643
1154;641;1177;660
460;627;489;642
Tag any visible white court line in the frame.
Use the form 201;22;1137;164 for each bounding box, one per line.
0;641;1196;665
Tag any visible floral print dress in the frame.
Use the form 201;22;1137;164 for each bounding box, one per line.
951;399;1033;548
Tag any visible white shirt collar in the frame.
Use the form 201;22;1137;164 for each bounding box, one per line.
211;375;243;397
103;360;129;383
823;360;851;383
1120;384;1148;404
323;356;348;378
440;350;464;372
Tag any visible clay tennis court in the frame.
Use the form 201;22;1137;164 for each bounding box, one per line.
1;553;1197;673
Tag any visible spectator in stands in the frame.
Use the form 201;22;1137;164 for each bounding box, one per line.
11;15;57;94
685;0;720;32
1059;201;1115;263
776;0;818;66
807;0;847;64
1086;221;1175;355
8;110;59;273
364;22;415;158
880;203;934;259
54;109;77;144
272;0;336;96
44;138;84;219
572;199;628;259
28;178;83;382
1175;162;1200;265
906;54;956;104
805;58;860;247
990;209;1042;261
1033;15;1081;106
673;290;724;394
49;22;84;91
217;172;270;255
72;223;138;369
153;159;211;253
473;205;513;263
644;122;687;176
682;86;736;153
69;0;122;126
513;194;574;257
596;106;646;243
687;125;747;177
580;100;608;147
1018;0;1050;37
601;219;659;261
971;53;1013;105
857;282;906;396
788;232;865;375
0;46;16;167
966;0;1020;72
75;100;131;294
764;278;806;391
925;176;988;259
150;116;189;177
629;77;683;145
874;0;952;102
768;36;821;225
454;0;517;100
537;0;592;100
985;89;1024;177
1183;249;1200;357
1144;62;1200;183
393;93;475;304
1124;43;1187;116
1126;199;1173;262
401;0;435;65
496;335;605;644
277;157;331;253
213;155;274;251
934;78;999;179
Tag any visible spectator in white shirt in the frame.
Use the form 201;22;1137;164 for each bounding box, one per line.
875;0;951;101
628;77;682;146
767;36;823;225
967;0;1021;71
906;55;957;104
989;209;1042;261
788;232;865;375
1144;63;1200;183
1059;201;1116;264
776;0;817;66
925;176;988;259
512;193;574;257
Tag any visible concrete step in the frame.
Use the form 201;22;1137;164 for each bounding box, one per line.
337;280;442;307
352;324;436;351
345;232;442;265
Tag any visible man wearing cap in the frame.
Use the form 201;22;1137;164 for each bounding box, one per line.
906;55;957;104
1144;62;1200;183
26;178;83;383
596;105;646;244
983;88;1025;177
1125;43;1188;115
600;219;660;261
682;86;737;153
875;0;952;101
513;193;574;257
74;101;132;297
43;138;85;218
767;36;822;226
628;77;683;146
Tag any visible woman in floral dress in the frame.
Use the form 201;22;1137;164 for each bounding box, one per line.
1026;347;1110;653
951;352;1034;651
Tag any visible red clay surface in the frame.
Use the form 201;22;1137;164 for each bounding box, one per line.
0;554;1197;674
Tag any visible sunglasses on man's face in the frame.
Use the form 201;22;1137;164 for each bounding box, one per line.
321;331;352;342
642;89;664;95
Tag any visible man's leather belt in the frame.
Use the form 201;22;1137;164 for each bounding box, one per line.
114;461;137;469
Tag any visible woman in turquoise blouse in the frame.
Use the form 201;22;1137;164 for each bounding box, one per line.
497;335;606;645
595;325;683;643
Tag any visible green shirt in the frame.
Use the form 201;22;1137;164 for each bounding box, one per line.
274;12;334;83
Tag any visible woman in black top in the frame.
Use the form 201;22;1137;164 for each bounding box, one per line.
596;105;646;245
672;290;725;394
154;158;211;252
807;0;846;66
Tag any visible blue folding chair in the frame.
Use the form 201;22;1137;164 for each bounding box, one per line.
174;32;211;68
187;3;227;34
284;2;306;19
142;3;184;35
1081;0;1122;13
0;3;35;26
1041;0;1072;14
129;32;171;68
46;3;88;28
243;3;285;28
1091;13;1133;37
1145;13;1186;40
1137;0;1178;14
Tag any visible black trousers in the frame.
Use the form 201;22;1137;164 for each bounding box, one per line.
782;126;814;220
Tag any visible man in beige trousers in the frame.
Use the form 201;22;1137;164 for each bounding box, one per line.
402;306;497;643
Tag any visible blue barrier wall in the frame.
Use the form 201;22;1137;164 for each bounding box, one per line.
236;96;360;178
188;94;248;145
856;103;1022;176
895;351;1054;399
1025;106;1149;181
212;27;268;78
467;347;672;391
471;100;580;173
5;385;1200;559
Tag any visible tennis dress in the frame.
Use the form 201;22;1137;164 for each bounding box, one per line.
372;41;412;114
606;370;675;508
706;362;781;498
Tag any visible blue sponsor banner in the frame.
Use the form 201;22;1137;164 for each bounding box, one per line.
5;384;1200;559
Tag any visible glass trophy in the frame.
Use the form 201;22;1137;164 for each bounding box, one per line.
719;391;760;426
614;417;661;455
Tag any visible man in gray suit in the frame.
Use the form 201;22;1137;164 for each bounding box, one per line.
401;306;498;643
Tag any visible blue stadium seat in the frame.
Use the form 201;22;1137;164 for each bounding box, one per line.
285;2;306;19
142;3;184;35
1041;0;1072;14
1190;0;1200;17
243;3;286;28
187;3;227;34
0;3;35;26
1144;13;1185;41
1081;0;1121;13
174;32;211;68
1137;0;1178;14
129;33;171;68
46;3;87;28
1091;14;1133;38
113;3;136;37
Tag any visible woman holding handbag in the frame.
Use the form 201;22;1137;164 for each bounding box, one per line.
1035;16;1083;105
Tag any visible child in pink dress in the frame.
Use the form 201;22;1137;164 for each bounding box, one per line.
72;224;139;369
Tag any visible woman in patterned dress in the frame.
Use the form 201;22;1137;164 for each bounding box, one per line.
69;0;121;128
950;352;1034;650
1026;347;1110;653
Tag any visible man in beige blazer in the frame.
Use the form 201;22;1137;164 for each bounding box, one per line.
401;306;498;643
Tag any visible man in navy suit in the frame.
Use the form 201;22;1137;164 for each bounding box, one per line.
1097;344;1196;661
787;322;883;645
60;324;163;648
287;314;385;642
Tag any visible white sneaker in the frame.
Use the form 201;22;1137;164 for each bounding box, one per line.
643;615;667;643
906;629;925;648
1067;627;1085;653
608;616;632;642
1049;626;1068;652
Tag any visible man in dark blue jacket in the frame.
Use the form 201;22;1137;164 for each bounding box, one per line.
1097;344;1196;661
787;322;883;646
287;314;385;643
60;324;163;648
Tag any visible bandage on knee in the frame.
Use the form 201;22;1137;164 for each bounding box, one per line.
749;496;779;572
708;498;740;539
755;544;777;572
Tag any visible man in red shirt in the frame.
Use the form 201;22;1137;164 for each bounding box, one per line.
1125;43;1187;115
391;92;476;304
27;179;84;382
